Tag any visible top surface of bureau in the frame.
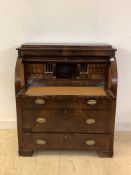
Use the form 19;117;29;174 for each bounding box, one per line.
17;43;116;57
18;43;115;50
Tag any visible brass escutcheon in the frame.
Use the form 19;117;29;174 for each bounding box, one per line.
36;139;47;145
34;98;46;105
36;117;46;123
86;119;96;124
86;140;96;146
87;99;97;105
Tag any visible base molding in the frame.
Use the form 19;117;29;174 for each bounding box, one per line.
19;149;34;156
97;150;113;158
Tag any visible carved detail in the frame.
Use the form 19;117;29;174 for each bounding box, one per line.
110;57;118;95
15;58;25;94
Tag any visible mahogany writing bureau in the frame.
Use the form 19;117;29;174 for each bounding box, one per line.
15;44;117;157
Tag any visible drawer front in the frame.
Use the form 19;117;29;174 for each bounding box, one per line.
20;96;112;110
22;109;112;133
22;133;112;151
20;96;67;109
67;98;112;109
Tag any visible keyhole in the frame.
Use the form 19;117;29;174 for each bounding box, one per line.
64;109;68;115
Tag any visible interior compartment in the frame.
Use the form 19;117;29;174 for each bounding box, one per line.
17;60;114;96
23;62;109;86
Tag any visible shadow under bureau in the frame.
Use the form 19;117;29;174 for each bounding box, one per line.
15;43;117;157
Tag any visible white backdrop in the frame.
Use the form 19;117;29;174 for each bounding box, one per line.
0;0;131;130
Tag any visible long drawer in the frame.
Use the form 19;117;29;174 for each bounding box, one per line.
22;109;113;133
22;133;112;151
19;96;112;109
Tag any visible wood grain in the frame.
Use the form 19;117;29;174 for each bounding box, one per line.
15;44;117;157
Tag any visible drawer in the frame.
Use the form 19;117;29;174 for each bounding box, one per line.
67;98;111;109
19;96;112;109
22;109;113;133
19;96;67;109
22;133;112;151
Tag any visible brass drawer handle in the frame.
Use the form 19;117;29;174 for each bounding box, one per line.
36;117;46;123
86;140;96;146
34;98;46;105
36;139;47;145
87;99;97;105
86;119;96;124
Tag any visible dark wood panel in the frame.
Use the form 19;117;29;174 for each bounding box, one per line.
22;109;113;133
26;79;106;87
17;44;116;57
22;133;112;151
23;58;110;63
19;50;115;57
19;96;112;110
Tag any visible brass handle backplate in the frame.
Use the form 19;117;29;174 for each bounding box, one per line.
36;139;47;145
86;119;96;124
34;98;46;105
87;99;97;105
86;140;96;146
36;117;46;123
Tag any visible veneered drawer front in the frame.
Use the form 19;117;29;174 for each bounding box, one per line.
67;98;112;109
20;96;67;109
19;96;112;110
22;109;113;133
67;109;113;133
22;133;112;151
23;109;67;132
